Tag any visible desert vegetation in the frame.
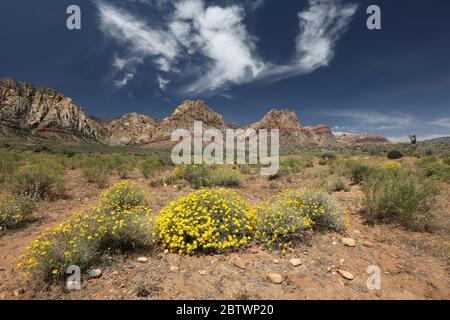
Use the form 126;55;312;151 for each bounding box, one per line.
0;142;449;299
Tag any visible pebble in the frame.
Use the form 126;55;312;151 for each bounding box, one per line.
170;266;179;272
14;289;24;297
233;257;247;270
199;269;207;275
88;269;102;279
339;258;345;266
111;271;119;276
332;241;338;246
266;273;283;284
137;257;148;263
337;269;354;280
164;249;169;254
273;258;281;264
289;258;302;267
341;237;356;247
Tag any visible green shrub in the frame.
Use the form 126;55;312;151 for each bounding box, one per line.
443;156;450;166
209;167;242;187
387;150;403;160
255;190;348;250
172;165;242;188
141;155;164;178
0;196;36;234
362;168;439;230
417;157;450;182
328;178;348;192
350;163;372;184
9;160;66;200
82;160;110;187
320;151;337;162
0;151;18;183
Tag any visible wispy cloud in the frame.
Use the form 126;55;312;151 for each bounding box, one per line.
431;117;450;128
323;110;416;130
95;0;358;95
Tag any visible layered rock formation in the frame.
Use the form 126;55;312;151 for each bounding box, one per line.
0;77;390;147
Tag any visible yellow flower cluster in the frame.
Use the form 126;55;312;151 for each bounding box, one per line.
384;161;402;169
157;189;256;254
101;180;147;210
17;182;155;280
255;190;348;251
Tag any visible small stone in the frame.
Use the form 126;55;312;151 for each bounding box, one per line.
170;266;179;272
339;258;345;266
233;257;247;270
273;258;281;264
363;240;374;248
266;273;283;284
164;249;169;254
137;257;148;263
289;258;302;267
199;269;207;275
332;241;338;246
337;269;354;280
249;248;259;254
341;237;356;247
111;271;119;276
353;230;362;236
88;269;102;279
14;289;24;297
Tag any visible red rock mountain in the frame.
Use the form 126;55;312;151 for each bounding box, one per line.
0;77;390;147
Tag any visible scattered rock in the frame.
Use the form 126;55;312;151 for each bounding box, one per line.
199;270;207;275
164;249;169;254
88;269;102;279
273;258;281;264
339;258;345;266
137;257;148;263
170;266;179;272
353;230;362;236
233;257;247;270
332;241;338;246
111;271;119;276
341;237;356;247
14;289;25;297
363;240;374;248
289;258;302;267
337;269;354;280
266;273;284;284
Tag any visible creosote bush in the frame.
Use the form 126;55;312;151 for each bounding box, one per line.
362;167;439;231
141;155;164;178
255;190;348;251
172;165;242;189
17;182;156;281
81;159;110;188
328;178;348;192
157;189;256;254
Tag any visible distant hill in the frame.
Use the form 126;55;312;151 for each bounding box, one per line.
421;136;450;144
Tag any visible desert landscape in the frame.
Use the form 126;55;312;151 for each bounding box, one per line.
0;77;449;300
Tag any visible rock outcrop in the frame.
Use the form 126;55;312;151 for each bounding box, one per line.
104;113;159;146
0;77;99;141
337;132;390;145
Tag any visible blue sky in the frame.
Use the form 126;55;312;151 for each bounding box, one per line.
1;0;450;142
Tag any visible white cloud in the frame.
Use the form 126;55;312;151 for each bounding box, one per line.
96;0;357;95
431;117;450;128
157;74;170;90
113;72;134;88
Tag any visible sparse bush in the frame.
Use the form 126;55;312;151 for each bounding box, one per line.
82;160;110;187
443;156;450;166
328;178;348;192
255;190;348;251
362;167;439;231
17;181;156;281
350;163;372;184
141;155;164;178
9;160;65;200
0;196;36;234
157;189;256;254
320;151;337;162
387;150;403;160
417;157;450;182
172;165;242;188
101;180;147;210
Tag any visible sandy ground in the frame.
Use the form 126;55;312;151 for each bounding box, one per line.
1;163;449;300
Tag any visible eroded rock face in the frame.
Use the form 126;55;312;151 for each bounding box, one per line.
105;112;159;146
149;100;227;142
0;77;99;141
